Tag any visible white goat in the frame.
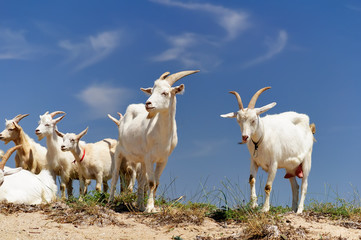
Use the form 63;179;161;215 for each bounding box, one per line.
0;114;47;174
0;145;57;204
221;87;315;213
55;127;117;195
108;70;199;212
108;113;140;193
35;111;89;199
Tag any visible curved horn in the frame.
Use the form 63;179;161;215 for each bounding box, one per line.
0;145;22;170
50;111;65;118
248;87;271;109
229;91;244;110
14;114;29;123
159;72;171;80
164;70;200;86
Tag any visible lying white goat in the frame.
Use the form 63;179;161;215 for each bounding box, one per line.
221;87;315;213
56;128;116;195
108;70;199;212
35;111;89;199
0;114;47;174
0;145;57;204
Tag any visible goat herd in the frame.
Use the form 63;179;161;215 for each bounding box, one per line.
0;70;315;214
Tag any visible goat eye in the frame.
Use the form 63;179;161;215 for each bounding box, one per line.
45;124;50;127
161;92;168;96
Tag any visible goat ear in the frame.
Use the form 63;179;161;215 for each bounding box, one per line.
140;88;152;95
55;129;64;138
172;84;185;95
13;122;21;130
4;167;22;176
256;102;277;115
220;112;237;118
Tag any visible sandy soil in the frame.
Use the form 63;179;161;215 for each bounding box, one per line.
1;209;361;240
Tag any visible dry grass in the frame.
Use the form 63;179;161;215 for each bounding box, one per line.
1;189;361;239
0;199;124;227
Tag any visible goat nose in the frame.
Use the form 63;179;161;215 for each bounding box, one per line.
146;101;151;106
35;129;39;133
242;135;249;142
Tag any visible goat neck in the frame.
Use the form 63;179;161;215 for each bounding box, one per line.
150;94;178;152
71;143;85;163
46;127;62;152
250;116;264;144
13;130;30;156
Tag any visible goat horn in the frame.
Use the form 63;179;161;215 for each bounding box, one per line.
160;72;171;80
14;114;29;123
50;111;65;118
163;70;200;86
229;91;244;110
248;87;271;109
0;145;22;170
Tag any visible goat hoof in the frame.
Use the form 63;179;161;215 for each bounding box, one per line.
144;206;159;213
296;208;303;214
250;202;258;208
261;206;270;212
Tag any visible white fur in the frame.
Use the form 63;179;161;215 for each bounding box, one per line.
109;71;198;212
0;166;57;204
56;128;116;195
35;111;89;199
0;115;47;174
107;113;141;194
221;90;314;214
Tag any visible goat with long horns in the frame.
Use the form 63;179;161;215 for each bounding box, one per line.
221;86;315;214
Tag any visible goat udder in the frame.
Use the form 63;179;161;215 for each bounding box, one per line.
284;163;303;179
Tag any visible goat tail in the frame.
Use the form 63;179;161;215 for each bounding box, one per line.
309;123;316;142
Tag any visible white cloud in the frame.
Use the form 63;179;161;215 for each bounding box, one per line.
152;0;250;40
242;30;288;69
346;5;361;12
0;28;34;60
77;84;134;119
153;33;198;64
59;30;121;71
151;0;249;70
152;32;222;70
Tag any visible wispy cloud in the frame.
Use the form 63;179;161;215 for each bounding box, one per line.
152;32;221;69
151;0;250;70
59;30;122;71
346;5;361;12
152;0;250;40
0;27;34;60
242;30;288;69
77;83;134;119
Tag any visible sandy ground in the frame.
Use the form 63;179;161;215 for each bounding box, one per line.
1;210;361;240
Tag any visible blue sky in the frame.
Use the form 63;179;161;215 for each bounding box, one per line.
1;0;361;207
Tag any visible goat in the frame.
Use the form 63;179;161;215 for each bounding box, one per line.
55;127;117;195
108;113;141;193
108;70;199;212
221;87;315;213
35;111;89;199
0;114;47;174
0;145;57;204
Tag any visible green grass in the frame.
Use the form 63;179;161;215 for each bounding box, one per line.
306;198;361;220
